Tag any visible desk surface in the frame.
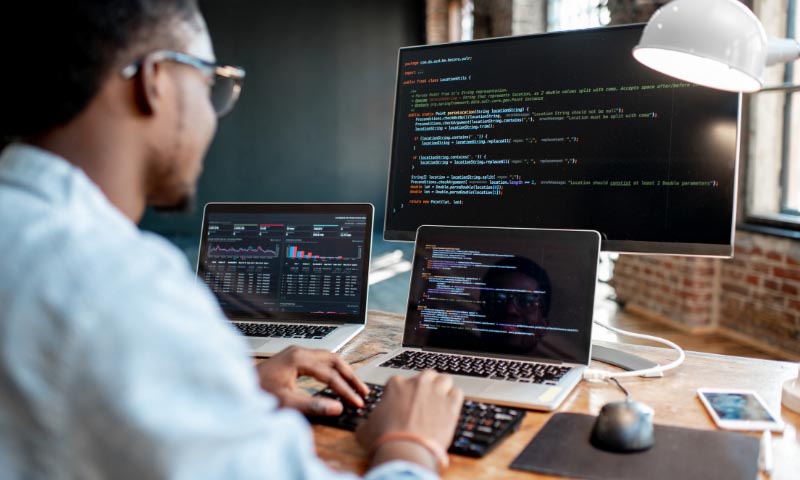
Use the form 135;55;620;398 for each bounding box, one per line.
311;311;800;480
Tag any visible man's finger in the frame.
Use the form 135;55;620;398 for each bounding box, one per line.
279;390;344;416
332;355;370;396
299;360;365;408
326;372;365;408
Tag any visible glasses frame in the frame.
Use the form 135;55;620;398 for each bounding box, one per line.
482;291;545;312
121;50;246;117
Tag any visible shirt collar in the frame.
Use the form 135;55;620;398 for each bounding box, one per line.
0;143;135;230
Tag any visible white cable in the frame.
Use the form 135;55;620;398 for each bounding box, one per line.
582;320;686;381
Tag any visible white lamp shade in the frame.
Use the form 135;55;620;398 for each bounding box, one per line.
632;0;768;92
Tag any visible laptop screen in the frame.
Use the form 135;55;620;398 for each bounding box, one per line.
197;203;373;323
403;226;599;364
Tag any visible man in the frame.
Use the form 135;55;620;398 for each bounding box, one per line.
0;1;462;478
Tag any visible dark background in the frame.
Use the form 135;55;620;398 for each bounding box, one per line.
140;0;425;260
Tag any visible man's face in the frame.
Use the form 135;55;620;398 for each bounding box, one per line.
482;272;547;350
147;15;218;212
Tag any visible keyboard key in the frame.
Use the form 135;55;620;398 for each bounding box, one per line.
233;322;336;339
307;383;525;458
379;351;570;385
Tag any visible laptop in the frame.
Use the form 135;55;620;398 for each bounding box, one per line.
197;203;373;356
358;225;600;410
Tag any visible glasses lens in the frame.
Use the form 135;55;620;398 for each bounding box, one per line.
514;294;541;310
484;292;541;311
210;75;241;117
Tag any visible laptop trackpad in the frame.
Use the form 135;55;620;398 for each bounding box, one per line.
453;376;544;399
246;338;268;350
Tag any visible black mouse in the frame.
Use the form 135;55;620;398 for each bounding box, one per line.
590;400;655;453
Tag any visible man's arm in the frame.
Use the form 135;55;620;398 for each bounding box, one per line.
257;349;464;475
61;237;453;480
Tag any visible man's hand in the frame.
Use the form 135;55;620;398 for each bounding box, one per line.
356;370;463;470
256;346;369;416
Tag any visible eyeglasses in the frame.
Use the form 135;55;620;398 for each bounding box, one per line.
482;291;544;312
121;50;246;117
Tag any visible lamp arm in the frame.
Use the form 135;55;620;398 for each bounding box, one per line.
766;37;800;66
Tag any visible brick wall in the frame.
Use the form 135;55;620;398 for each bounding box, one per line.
720;230;800;355
611;255;718;329
612;230;800;357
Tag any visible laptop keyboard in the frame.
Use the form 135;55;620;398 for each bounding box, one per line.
307;383;525;458
233;322;336;339
379;351;571;385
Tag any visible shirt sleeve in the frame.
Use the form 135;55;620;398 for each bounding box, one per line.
61;235;439;480
365;462;440;480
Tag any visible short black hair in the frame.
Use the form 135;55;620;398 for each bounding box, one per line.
0;0;201;143
482;256;552;316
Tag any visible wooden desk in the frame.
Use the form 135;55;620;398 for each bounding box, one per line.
312;311;800;480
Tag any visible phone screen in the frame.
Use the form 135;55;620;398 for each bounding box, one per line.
702;392;776;422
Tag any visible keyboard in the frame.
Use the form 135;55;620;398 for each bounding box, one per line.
307;383;525;458
379;351;570;385
233;322;336;339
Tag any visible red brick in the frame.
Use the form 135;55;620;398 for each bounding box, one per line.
788;300;800;311
766;251;783;261
764;280;780;291
746;275;759;286
721;282;750;296
781;283;799;295
752;262;771;274
774;267;800;281
788;256;800;266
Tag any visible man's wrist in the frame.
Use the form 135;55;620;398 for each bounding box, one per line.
371;439;441;473
369;431;449;472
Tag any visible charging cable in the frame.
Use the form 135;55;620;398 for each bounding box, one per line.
582;320;685;381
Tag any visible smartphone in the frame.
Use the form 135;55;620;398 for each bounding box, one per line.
697;388;784;431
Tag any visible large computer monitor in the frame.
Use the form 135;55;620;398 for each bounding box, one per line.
384;24;741;256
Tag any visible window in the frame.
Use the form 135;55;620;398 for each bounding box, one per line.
546;0;609;31
745;0;800;229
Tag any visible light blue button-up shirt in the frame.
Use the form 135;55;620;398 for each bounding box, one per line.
0;144;437;480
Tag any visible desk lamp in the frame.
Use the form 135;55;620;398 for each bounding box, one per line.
632;0;800;414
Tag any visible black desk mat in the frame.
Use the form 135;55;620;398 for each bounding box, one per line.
510;413;759;480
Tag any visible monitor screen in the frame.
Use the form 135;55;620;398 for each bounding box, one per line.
197;203;373;322
384;24;740;256
402;226;599;364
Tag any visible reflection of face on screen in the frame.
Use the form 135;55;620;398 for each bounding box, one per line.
479;257;551;352
403;227;596;364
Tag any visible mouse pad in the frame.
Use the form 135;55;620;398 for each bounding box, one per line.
510;413;759;480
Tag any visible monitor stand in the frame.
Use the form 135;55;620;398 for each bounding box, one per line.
591;343;663;378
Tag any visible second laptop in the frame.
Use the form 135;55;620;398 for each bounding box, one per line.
196;202;373;356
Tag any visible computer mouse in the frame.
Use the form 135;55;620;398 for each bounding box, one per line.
590;400;655;453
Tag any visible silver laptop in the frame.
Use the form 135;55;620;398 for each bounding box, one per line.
197;203;373;356
358;225;600;410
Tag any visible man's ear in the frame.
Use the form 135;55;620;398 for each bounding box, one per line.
134;57;162;116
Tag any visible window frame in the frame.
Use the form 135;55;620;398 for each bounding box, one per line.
741;0;800;234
